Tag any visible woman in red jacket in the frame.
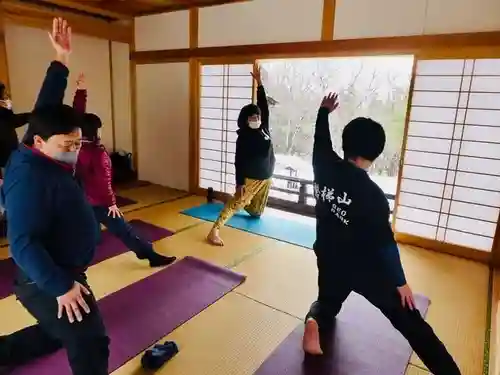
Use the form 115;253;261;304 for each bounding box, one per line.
74;75;175;267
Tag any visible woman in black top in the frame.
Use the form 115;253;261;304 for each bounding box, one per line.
207;63;275;246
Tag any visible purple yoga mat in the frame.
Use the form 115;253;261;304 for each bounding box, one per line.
0;220;173;299
12;256;246;375
254;293;430;375
116;195;137;208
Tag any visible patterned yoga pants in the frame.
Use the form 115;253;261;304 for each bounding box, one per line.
212;178;271;230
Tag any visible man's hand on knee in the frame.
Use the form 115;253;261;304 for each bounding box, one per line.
57;282;92;323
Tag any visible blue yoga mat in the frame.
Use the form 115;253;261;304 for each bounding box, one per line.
182;203;316;249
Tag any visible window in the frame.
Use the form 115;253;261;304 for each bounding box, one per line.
258;56;413;210
198;64;254;193
395;58;500;252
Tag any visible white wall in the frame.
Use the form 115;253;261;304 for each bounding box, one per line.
4;23;115;149
136;63;190;190
333;0;500;39
111;41;132;152
199;0;324;47
135;11;190;51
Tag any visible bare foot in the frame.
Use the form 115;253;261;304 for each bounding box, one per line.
207;229;224;246
302;318;323;355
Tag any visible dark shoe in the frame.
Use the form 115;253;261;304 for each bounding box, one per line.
136;250;176;268
141;341;179;370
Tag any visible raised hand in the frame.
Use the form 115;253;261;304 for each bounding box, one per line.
49;17;72;65
250;62;262;85
320;92;339;113
76;73;85;90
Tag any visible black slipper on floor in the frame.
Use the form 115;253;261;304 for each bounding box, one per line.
141;341;179;370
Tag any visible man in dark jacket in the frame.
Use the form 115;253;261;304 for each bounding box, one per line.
0;18;109;375
0;84;30;173
207;63;275;246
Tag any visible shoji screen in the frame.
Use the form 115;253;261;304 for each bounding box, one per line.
395;58;500;252
199;64;254;193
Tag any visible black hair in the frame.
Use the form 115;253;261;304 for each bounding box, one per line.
237;103;260;129
0;82;5;100
342;117;386;162
81;113;102;141
23;104;83;146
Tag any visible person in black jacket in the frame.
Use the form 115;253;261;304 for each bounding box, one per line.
302;93;461;375
0;83;30;174
207;63;275;246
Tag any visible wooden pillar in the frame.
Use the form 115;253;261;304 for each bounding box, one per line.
188;8;200;193
0;10;10;93
321;0;335;41
129;18;139;172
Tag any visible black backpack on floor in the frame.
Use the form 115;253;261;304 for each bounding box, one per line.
109;150;136;185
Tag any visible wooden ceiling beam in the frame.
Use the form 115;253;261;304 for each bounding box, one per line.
2;0;133;43
136;0;250;16
37;0;132;20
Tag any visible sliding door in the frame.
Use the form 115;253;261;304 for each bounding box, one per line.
394;58;500;254
198;63;254;194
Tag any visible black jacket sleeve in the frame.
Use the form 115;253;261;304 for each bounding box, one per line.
235;137;245;186
22;61;69;144
11;113;30;129
34;61;69;110
313;107;341;169
257;85;269;131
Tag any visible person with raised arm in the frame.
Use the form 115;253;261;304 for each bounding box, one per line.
0;18;109;375
0;84;30;177
73;74;176;267
302;93;461;375
207;62;275;246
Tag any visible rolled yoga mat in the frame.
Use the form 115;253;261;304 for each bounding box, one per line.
12;256;246;375
182;203;316;249
116;195;138;208
254;293;430;375
0;219;173;300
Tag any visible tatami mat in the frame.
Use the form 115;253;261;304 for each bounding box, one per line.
112;292;300;375
234;242;488;375
117;184;189;212
233;243;317;318
406;365;431;375
401;246;488;375
153;222;276;268
0;190;490;375
124;195;205;232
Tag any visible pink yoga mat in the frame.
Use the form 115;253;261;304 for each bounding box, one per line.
12;256;246;374
0;220;173;300
254;293;430;375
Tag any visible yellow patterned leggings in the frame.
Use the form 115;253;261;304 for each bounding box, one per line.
212;178;272;230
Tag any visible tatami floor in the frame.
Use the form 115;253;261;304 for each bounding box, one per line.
0;184;494;375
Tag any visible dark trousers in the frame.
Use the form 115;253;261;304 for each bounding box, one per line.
93;205;153;256
306;255;461;375
0;273;109;375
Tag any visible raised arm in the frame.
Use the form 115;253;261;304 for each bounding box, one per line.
313;93;341;168
251;64;269;130
11;113;30;129
72;73;87;113
33;18;72;110
5;170;74;297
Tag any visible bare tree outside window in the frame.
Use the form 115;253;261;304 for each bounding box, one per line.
258;56;413;205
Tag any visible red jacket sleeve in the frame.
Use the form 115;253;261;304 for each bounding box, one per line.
73;89;87;113
93;147;116;207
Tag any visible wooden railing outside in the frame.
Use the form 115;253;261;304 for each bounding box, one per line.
267;174;395;218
